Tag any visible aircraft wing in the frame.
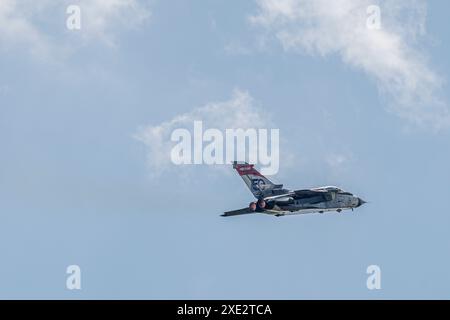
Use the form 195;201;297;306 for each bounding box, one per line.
294;189;326;197
221;207;256;217
263;192;295;201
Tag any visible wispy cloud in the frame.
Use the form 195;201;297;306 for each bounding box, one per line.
0;0;52;58
73;0;150;46
0;0;150;58
250;0;449;130
134;89;275;175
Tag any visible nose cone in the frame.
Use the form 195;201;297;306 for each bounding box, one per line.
357;198;366;207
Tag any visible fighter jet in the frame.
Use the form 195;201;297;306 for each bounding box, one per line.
222;161;366;217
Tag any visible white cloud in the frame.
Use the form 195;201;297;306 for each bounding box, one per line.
75;0;150;46
0;0;51;57
0;0;150;58
250;0;449;130
134;89;275;175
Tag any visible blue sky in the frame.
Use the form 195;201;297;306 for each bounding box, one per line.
0;0;450;299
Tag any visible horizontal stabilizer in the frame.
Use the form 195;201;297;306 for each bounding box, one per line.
221;207;256;217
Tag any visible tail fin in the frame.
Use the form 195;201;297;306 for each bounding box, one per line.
232;161;283;199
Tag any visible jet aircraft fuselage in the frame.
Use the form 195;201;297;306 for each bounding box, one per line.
222;162;366;217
